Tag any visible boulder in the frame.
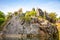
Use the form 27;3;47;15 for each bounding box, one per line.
2;14;59;40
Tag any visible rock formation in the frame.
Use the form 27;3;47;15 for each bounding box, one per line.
2;8;59;40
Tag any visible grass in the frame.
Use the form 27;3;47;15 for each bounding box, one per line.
57;27;60;40
56;23;60;40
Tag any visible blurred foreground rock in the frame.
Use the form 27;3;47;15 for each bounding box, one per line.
2;13;59;40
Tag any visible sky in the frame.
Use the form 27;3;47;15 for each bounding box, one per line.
0;0;60;17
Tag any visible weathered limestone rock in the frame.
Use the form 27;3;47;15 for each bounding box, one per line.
2;13;59;40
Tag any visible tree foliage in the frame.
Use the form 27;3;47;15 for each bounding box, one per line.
24;8;36;22
58;17;60;20
6;12;12;20
49;12;57;23
25;8;36;17
0;11;5;26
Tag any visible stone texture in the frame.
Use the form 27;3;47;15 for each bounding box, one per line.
3;13;59;40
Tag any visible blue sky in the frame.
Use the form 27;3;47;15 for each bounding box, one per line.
0;0;60;17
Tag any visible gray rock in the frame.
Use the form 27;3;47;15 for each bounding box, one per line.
3;13;59;40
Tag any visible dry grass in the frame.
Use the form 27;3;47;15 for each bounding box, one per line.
56;23;60;40
57;28;60;40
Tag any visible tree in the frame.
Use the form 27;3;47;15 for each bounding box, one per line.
0;11;5;26
14;11;18;16
49;12;57;23
6;12;12;20
24;11;31;22
29;10;36;16
0;11;5;18
25;8;36;22
25;8;36;17
58;17;60;19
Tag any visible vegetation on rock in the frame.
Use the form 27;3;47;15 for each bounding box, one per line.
0;8;59;40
